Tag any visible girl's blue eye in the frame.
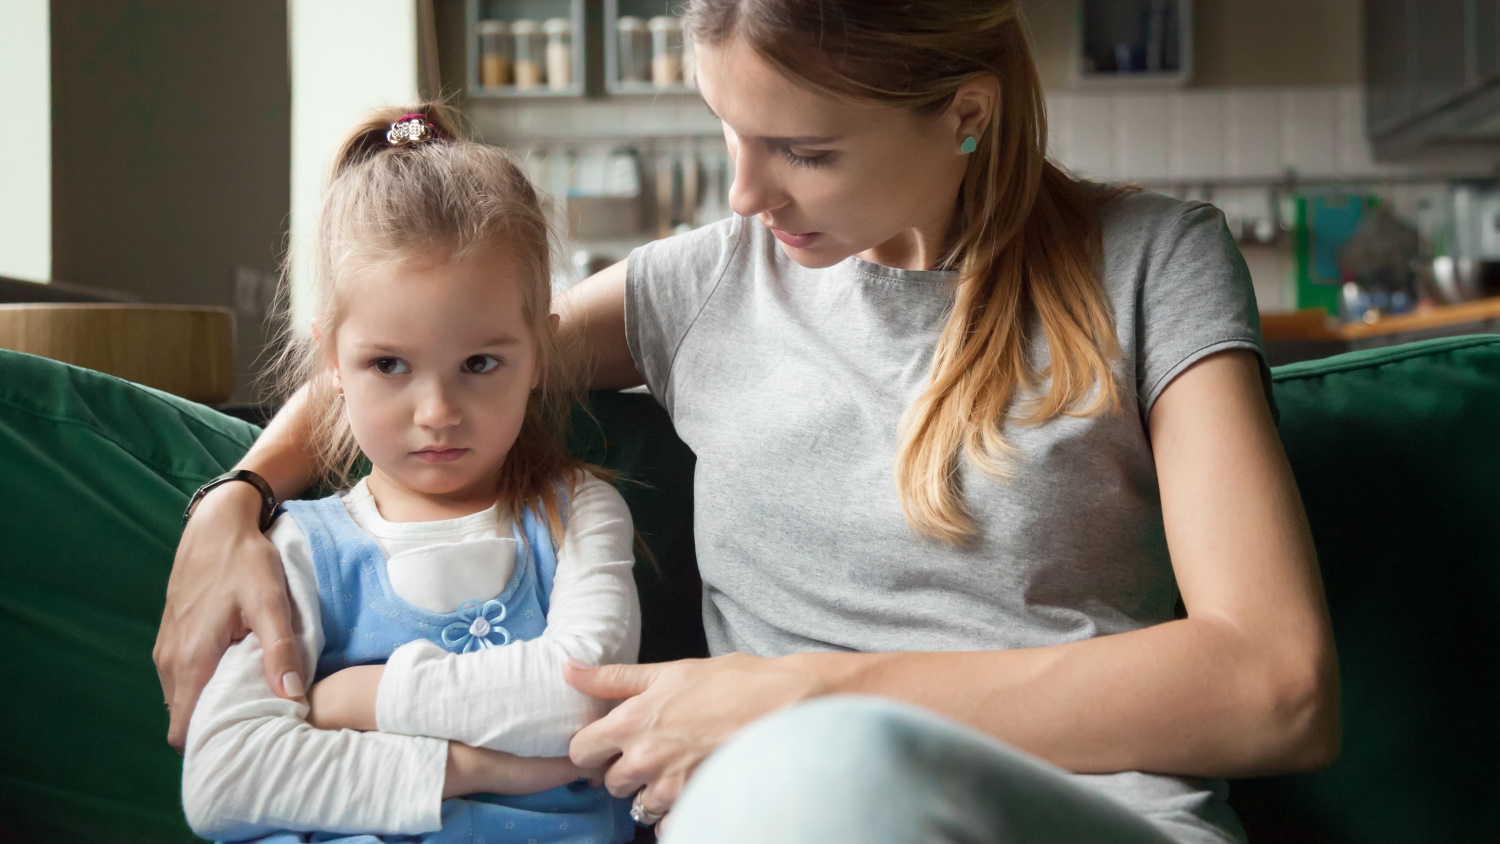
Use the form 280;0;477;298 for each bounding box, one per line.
464;354;500;374
372;357;409;375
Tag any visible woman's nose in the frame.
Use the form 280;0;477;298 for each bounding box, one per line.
726;145;785;220
414;381;462;430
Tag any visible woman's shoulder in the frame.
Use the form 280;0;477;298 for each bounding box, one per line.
632;214;748;268
1095;186;1221;246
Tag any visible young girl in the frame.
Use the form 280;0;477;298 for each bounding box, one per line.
180;106;640;843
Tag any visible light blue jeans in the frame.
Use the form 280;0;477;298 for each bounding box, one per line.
661;695;1195;844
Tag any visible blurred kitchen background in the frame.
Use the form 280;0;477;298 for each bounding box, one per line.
4;0;1500;403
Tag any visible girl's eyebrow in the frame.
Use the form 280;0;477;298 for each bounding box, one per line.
355;337;520;353
704;102;838;145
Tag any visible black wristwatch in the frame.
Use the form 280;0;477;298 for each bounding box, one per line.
183;469;279;532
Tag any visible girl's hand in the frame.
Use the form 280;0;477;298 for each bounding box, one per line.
564;654;822;818
155;482;305;752
443;743;598;798
305;665;384;731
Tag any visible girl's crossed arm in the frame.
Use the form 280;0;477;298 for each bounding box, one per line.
180;518;586;841
306;471;642;758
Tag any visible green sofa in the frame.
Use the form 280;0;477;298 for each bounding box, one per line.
2;336;1497;843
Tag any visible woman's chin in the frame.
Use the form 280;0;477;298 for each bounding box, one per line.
776;239;849;270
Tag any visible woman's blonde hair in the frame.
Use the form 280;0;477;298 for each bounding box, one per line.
686;0;1123;545
271;102;587;539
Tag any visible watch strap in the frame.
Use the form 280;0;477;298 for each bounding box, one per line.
183;469;278;532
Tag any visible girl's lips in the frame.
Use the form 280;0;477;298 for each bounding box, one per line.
770;228;821;248
413;448;468;463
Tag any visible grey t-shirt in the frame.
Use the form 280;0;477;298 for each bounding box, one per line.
625;189;1265;843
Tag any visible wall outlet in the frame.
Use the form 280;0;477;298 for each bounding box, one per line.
234;266;280;318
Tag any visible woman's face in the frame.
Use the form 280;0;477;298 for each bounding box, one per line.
695;36;981;271
328;249;541;519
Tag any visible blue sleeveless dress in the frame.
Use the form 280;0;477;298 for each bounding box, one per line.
230;493;634;844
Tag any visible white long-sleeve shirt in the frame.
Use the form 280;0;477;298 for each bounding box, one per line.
182;472;640;840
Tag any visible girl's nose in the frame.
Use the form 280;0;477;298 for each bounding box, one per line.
414;381;462;430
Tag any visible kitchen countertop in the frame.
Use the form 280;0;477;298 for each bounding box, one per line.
1262;296;1500;342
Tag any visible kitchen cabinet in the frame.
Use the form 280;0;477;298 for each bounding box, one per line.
1412;0;1468;113
466;0;586;98
1471;0;1500;85
1075;0;1193;87
1365;0;1500;158
1364;0;1412;134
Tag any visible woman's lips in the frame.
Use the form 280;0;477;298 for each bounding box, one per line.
770;228;821;248
413;448;468;463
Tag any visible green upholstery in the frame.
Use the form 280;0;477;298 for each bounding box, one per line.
1;336;1496;843
1238;335;1500;843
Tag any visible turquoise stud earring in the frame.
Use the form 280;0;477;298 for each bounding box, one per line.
960;136;978;154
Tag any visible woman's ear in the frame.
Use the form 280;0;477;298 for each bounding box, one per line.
949;74;998;150
549;312;561;334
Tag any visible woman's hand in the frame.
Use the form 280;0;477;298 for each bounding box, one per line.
155;483;305;751
443;742;597;798
564;654;823;820
305;665;383;732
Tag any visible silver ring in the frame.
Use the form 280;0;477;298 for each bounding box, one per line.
630;789;663;826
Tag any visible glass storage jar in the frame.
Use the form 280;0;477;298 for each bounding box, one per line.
476;20;510;87
648;16;683;88
616;16;650;85
511;19;544;89
543;17;573;91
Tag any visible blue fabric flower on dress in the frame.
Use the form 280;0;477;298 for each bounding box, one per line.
441;599;511;653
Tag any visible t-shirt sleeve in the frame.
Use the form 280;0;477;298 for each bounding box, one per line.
625;216;746;407
1135;203;1277;420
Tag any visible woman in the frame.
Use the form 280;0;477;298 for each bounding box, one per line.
157;1;1338;841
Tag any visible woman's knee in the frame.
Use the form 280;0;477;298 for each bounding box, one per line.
663;696;946;841
716;694;936;779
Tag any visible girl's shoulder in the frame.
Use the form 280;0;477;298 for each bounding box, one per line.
552;468;631;530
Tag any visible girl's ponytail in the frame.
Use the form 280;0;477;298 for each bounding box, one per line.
327;101;467;182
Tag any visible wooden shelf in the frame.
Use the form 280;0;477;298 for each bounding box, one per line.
1262;297;1500;342
0;304;235;403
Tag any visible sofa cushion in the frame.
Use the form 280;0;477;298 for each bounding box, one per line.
0;350;261;842
1235;334;1500;843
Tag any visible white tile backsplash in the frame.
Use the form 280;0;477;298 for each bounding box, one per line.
1225;91;1282;178
1281;89;1339;176
1170;92;1226;180
1040;85;1496;185
1066;94;1116;178
480;84;1495;184
1114;94;1170;181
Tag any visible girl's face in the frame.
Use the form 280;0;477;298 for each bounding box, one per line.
328;249;543;521
694;36;980;271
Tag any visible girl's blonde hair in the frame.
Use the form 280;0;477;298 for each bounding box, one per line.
687;0;1124;545
272;102;586;539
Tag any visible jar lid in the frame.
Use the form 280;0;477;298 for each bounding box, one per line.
476;19;509;34
510;18;540;34
616;15;645;32
543;17;572;34
647;15;682;32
